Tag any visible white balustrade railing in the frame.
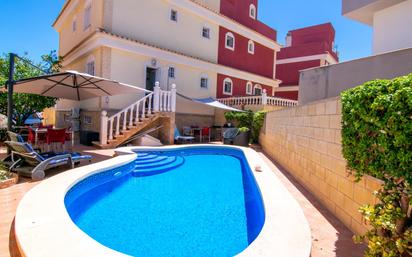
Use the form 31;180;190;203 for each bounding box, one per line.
217;89;298;108
99;82;176;145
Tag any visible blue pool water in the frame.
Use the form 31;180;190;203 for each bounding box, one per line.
65;147;265;257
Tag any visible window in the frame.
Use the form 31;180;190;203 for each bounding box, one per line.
225;32;235;50
223;78;233;95
246;82;253;95
85;55;95;76
168;67;175;78
170;9;178;22
72;16;77;32
254;84;262;95
248;40;255;54
202;27;210;39
249;4;256;19
83;4;91;30
200;77;208;89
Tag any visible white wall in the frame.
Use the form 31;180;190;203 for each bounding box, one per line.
110;0;219;63
194;0;221;12
373;0;412;54
110;48;216;115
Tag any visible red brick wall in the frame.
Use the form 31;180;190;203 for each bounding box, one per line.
216;74;273;98
218;27;275;79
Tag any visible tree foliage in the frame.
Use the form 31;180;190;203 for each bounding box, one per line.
341;74;412;256
0;51;62;126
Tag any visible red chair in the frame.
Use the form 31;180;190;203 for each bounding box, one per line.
46;128;67;152
27;126;46;146
201;127;211;142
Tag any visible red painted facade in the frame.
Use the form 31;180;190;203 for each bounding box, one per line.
275;23;339;100
215;0;278;99
216;74;273;99
220;0;277;41
218;27;275;79
278;23;338;61
274;91;299;101
277;60;321;86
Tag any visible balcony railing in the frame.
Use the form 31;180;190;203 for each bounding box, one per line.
218;90;298;108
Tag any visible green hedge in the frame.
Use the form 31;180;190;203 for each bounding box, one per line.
341;74;412;183
341;74;412;256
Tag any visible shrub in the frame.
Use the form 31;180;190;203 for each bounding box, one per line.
224;110;266;143
341;74;412;257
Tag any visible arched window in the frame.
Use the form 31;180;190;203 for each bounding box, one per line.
223;78;233;95
249;4;256;19
225;32;235;51
246;82;253;95
254;84;262;95
248;40;255;54
85;55;95;76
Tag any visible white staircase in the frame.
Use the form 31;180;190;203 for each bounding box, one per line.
97;83;176;148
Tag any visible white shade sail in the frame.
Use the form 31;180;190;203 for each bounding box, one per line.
177;93;244;112
11;70;148;101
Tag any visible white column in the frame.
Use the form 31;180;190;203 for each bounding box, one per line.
171;84;177;112
262;89;268;105
153;81;160;112
100;110;108;145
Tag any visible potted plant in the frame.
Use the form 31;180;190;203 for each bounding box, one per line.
234;127;250;147
0;162;18;189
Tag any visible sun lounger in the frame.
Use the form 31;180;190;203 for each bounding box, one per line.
5;141;92;181
174;127;195;144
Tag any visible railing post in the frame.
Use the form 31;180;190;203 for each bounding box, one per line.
262;89;268;105
171;83;177;112
100;110;108;145
153;81;160;112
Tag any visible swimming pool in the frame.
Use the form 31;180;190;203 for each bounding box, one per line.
15;145;311;257
65;147;265;257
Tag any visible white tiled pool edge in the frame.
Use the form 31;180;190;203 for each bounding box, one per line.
15;145;311;257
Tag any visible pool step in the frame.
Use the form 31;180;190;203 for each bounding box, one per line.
134;155;168;165
135;156;177;169
134;154;161;161
132;156;185;177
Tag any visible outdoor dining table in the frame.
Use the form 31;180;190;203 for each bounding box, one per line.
34;128;74;147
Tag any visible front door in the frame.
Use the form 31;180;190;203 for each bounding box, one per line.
146;67;157;92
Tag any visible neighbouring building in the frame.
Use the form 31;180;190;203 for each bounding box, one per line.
275;23;339;100
52;0;282;130
299;0;412;104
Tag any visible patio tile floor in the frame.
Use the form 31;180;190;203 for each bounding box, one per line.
0;145;365;257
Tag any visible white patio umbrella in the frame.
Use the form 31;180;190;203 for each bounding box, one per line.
11;70;148;101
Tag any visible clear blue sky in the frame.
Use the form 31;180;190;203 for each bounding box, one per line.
0;0;372;62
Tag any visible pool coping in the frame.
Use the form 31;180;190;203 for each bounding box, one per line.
15;145;311;257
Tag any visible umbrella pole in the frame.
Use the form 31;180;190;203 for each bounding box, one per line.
7;53;16;132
